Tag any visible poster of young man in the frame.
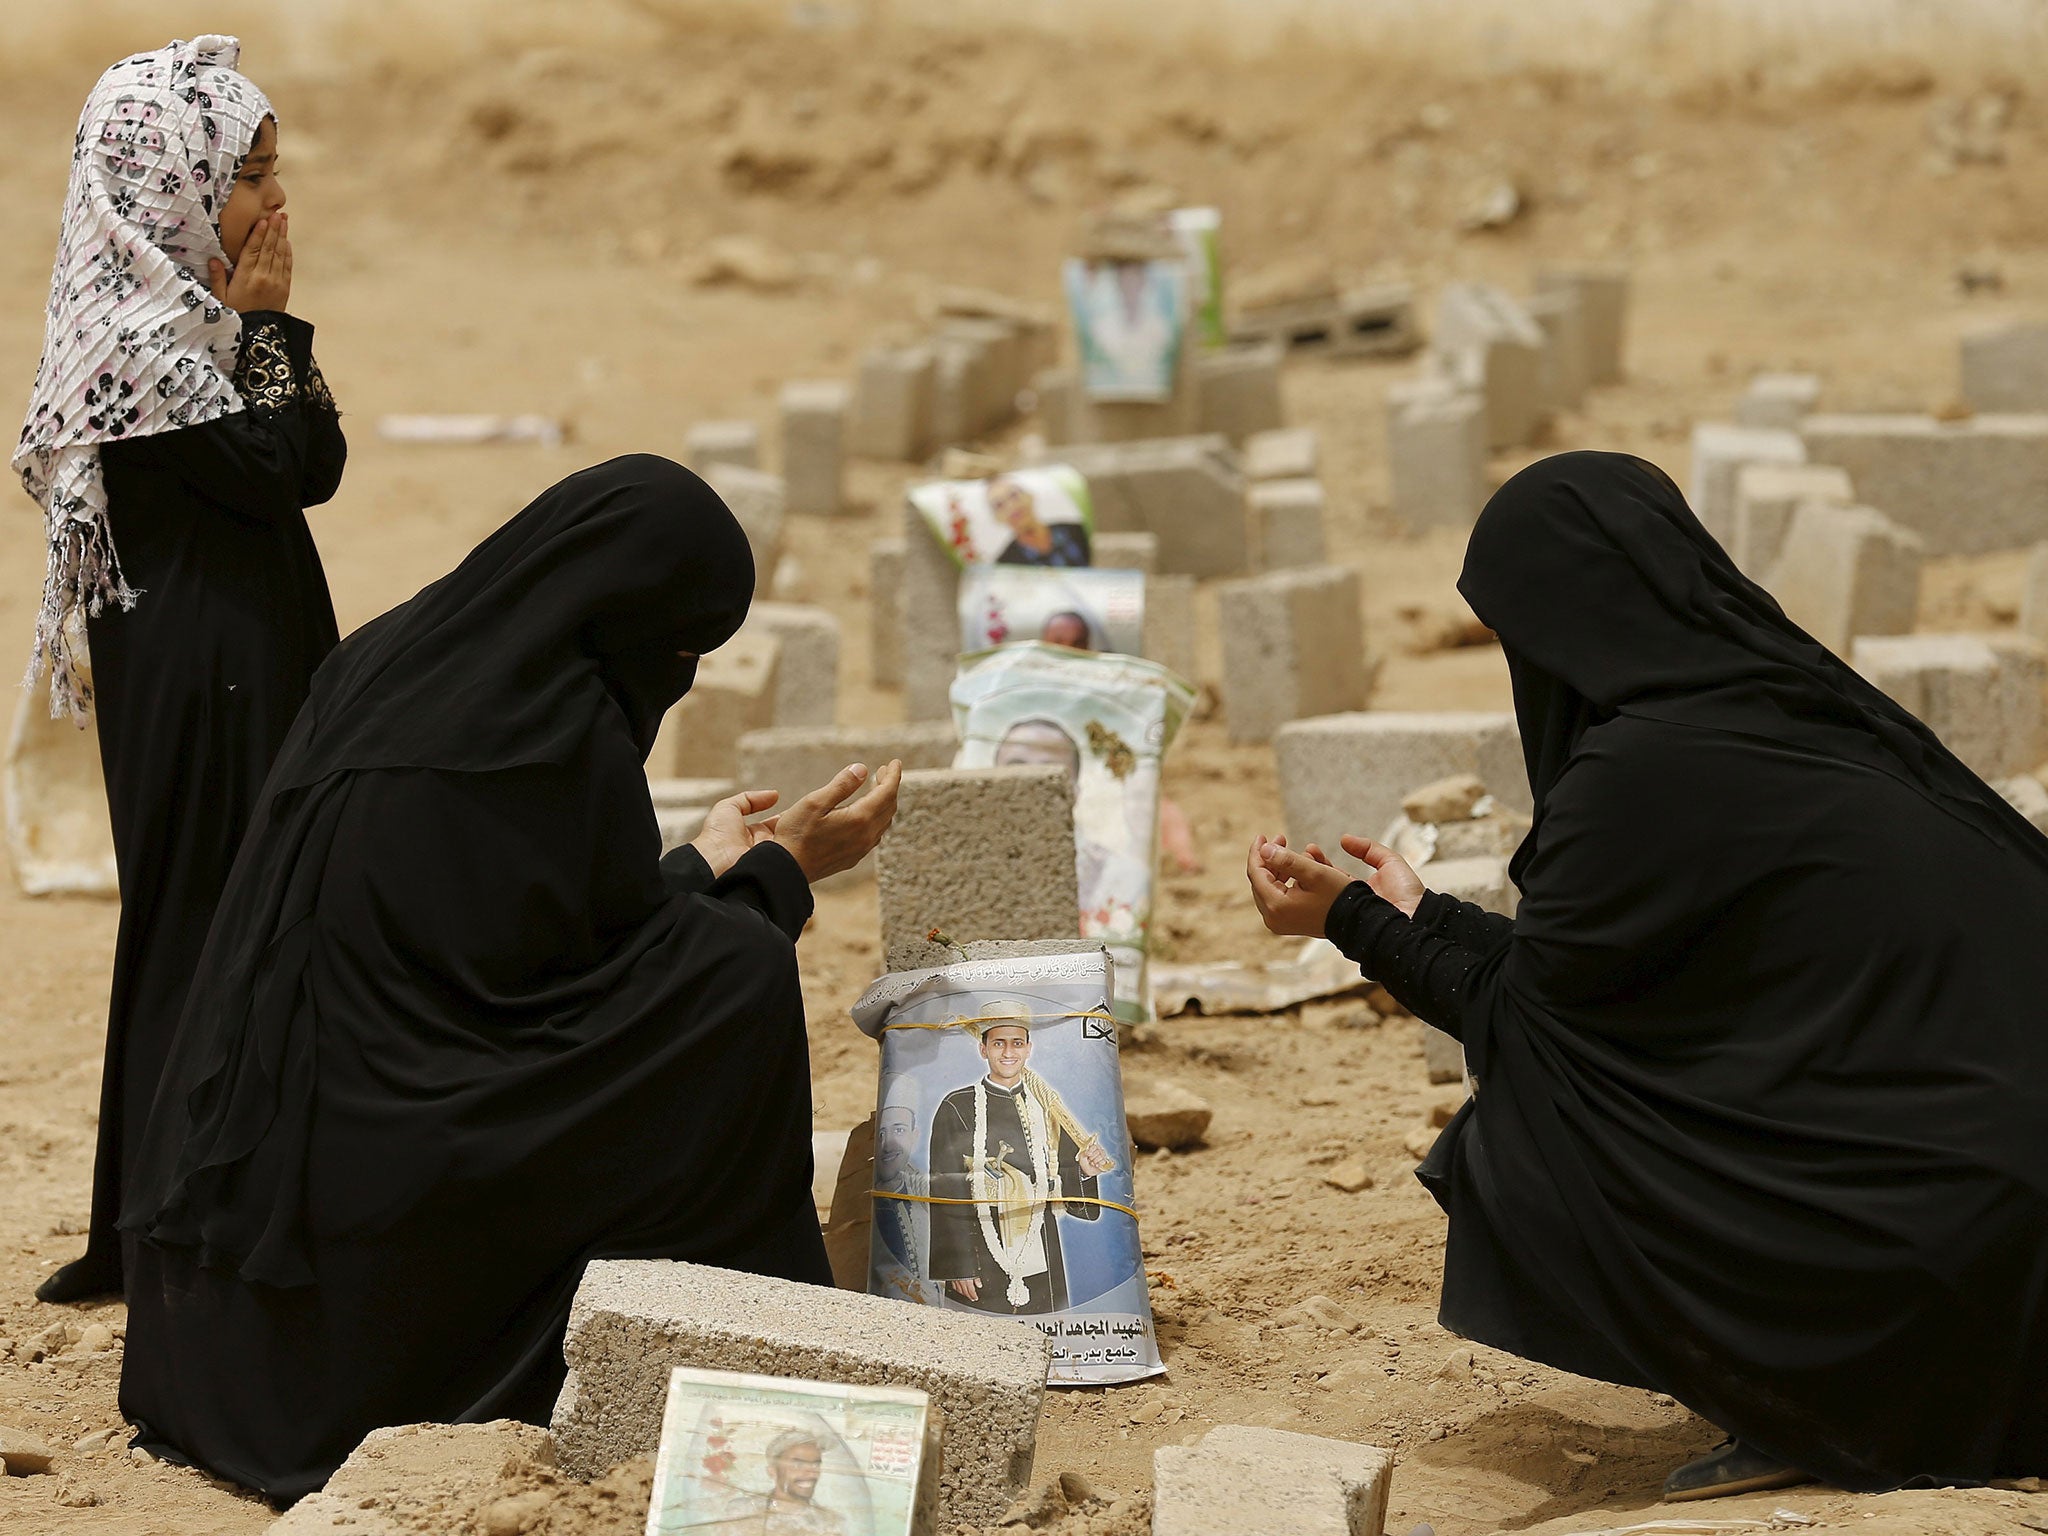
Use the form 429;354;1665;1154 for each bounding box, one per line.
852;951;1164;1386
907;465;1093;571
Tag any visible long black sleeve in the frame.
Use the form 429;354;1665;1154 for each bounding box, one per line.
707;841;814;943
100;310;345;524
1326;882;1491;1041
1413;889;1516;955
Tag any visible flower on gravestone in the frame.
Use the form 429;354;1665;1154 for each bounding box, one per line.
1085;720;1135;779
926;928;970;960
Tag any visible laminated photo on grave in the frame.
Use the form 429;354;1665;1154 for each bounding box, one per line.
644;1366;934;1536
957;566;1145;657
853;950;1163;1386
907;465;1093;571
950;644;1194;1022
1063;256;1189;402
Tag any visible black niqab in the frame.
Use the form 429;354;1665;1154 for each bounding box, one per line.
1404;452;2048;1489
117;456;826;1498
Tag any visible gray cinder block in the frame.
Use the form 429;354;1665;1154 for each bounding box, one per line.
1230;282;1418;360
550;1259;1048;1529
851;344;936;462
886;936;1103;975
1057;435;1249;578
1093;531;1160;574
700;463;786;601
1245;426;1319;483
653;630;781;780
1216;565;1370;744
1853;633;2048;778
869;538;904;688
1961;322;2048;413
1141;573;1198;683
1688;423;1806;545
1277;712;1530;878
268;1422;549;1536
684;419;760;475
1423;853;1518;918
740;601;841;728
931;339;977;450
1730;462;1854;579
1762;502;1923;656
1249;478;1328;571
779;380;851;517
736;722;959;883
1433;283;1548;450
1386;378;1488;532
1033;367;1076;446
1420;1022;1465;1085
1737;372;1822;431
876;766;1080;962
1152;1424;1392;1536
1799;413;2048;555
1194;342;1286;445
939;318;1022;436
2019;543;2048;648
1525;287;1588;412
648;777;735;855
1533;265;1629;385
900;500;962;722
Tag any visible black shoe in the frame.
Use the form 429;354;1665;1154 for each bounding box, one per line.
1663;1439;1812;1502
34;1250;123;1305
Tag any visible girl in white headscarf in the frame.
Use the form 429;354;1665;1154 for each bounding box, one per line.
14;36;345;1304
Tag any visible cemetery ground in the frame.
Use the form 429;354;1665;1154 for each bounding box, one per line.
4;12;2048;1533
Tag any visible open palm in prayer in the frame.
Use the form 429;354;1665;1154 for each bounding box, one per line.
1247;833;1425;938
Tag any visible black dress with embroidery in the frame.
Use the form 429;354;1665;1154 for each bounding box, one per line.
65;310;343;1296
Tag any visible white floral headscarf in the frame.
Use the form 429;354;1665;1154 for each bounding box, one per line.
13;36;273;720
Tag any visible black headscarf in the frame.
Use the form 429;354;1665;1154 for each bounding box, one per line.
1408;451;2048;1489
122;454;756;1284
1460;452;2046;880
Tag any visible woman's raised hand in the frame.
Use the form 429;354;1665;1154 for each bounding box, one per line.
1340;834;1426;917
769;760;904;885
689;789;779;879
1247;835;1357;937
209;211;293;314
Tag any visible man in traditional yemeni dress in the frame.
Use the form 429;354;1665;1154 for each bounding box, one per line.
871;1075;937;1304
927;1001;1115;1316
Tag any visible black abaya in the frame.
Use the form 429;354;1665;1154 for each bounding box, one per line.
119;455;829;1500
1326;452;2048;1490
69;310;342;1294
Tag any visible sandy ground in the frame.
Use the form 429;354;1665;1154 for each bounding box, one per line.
3;13;2048;1535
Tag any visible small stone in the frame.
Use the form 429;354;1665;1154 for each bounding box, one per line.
1278;1294;1360;1333
1124;1078;1214;1151
76;1324;114;1354
1401;773;1487;824
1057;1469;1105;1507
1428;1095;1467;1130
71;1428;120;1454
1130;1400;1165;1425
1404;1126;1439;1160
0;1427;56;1475
1322;1159;1374;1193
52;1475;103;1507
481;1492;552;1536
1438;1346;1475;1382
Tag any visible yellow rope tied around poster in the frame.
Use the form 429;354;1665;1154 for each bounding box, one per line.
876;1009;1118;1032
868;1189;1142;1222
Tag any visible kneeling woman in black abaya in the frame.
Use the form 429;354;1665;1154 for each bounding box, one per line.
118;455;901;1500
1250;452;2048;1501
